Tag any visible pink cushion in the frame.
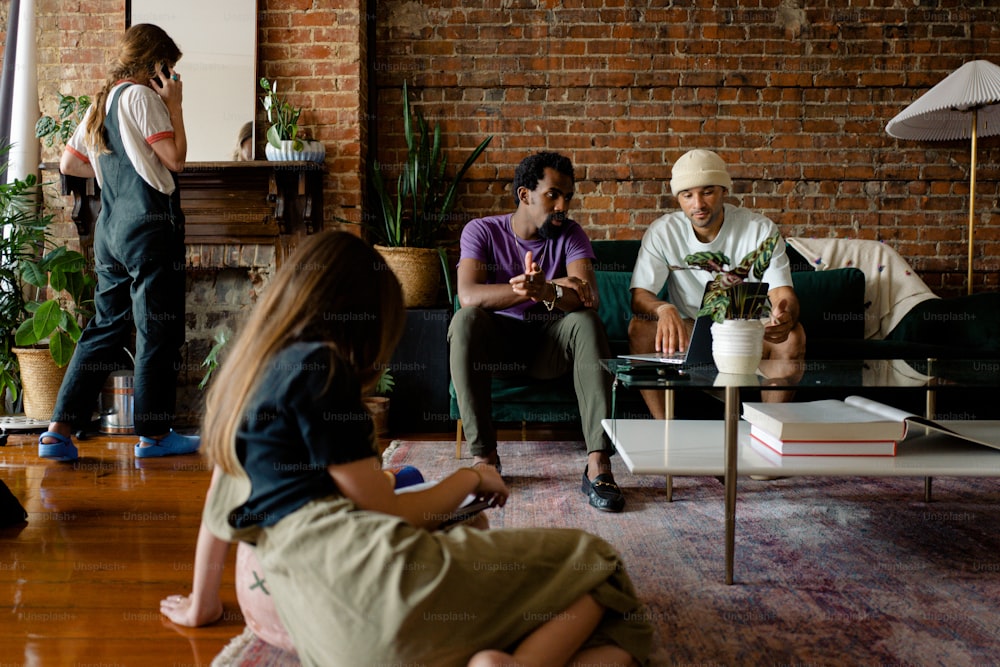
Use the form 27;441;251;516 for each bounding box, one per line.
235;542;297;654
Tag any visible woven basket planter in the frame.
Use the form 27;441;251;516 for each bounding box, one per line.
374;245;441;308
363;396;390;436
13;347;67;421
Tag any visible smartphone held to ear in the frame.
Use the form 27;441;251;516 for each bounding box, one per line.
153;65;171;87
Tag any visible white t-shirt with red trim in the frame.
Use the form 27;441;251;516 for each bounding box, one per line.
66;81;176;195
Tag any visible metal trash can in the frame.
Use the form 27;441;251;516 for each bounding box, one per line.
99;371;134;434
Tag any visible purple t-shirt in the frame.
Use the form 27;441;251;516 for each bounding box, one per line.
459;213;596;320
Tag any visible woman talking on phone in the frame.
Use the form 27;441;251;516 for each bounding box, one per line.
41;23;198;461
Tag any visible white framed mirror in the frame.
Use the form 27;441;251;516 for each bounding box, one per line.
127;0;258;162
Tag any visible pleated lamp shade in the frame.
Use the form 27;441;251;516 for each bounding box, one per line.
886;60;1000;141
886;59;1000;295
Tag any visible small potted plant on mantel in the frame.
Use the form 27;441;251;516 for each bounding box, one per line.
259;78;325;164
680;232;780;374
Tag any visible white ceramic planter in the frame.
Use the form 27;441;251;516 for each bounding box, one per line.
710;318;765;375
264;139;326;163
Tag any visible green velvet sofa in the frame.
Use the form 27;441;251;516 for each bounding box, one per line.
448;239;1000;436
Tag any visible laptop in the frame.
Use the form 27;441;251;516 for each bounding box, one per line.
617;313;715;366
617;281;769;367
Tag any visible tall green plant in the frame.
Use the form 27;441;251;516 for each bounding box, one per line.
0;171;49;402
369;82;492;249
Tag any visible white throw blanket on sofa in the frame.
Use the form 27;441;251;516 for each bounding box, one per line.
786;237;939;340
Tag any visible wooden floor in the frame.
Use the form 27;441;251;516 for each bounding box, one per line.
1;428;241;665
0;424;573;666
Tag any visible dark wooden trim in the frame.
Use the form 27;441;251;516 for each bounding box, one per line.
47;161;324;267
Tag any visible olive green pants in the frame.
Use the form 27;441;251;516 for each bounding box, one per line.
448;307;614;457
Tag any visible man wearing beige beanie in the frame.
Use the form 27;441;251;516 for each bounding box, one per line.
627;149;806;418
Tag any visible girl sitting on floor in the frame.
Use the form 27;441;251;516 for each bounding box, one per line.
190;230;652;667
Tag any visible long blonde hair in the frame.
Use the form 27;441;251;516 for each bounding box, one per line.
84;23;182;154
202;231;405;475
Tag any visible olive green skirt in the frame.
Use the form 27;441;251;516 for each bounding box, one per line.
207;476;652;666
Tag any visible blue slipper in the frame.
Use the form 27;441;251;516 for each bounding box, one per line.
134;430;200;458
38;431;79;462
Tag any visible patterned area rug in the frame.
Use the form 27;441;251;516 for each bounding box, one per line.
215;439;1000;666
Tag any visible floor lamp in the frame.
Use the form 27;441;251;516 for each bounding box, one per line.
886;59;1000;295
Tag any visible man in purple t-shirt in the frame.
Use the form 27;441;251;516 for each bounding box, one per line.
448;152;624;512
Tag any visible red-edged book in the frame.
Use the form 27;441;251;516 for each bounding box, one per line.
750;424;898;456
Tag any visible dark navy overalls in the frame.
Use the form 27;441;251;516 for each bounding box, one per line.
52;84;186;436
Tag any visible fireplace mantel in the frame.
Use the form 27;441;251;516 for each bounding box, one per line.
55;161;324;269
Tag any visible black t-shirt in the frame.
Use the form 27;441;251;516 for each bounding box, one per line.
229;342;377;529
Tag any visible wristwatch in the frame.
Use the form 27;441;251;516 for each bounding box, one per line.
542;282;563;311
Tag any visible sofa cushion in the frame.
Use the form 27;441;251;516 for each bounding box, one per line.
886;292;1000;355
792;267;866;342
596;270;633;343
592;239;641;272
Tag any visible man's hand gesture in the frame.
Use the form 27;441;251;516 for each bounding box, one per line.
509;250;549;302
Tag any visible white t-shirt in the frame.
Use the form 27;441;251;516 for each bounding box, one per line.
630;204;793;320
66;82;176;195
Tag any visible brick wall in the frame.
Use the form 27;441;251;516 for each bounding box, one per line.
30;0;366;244
10;0;1000;300
22;0;367;423
372;0;1000;296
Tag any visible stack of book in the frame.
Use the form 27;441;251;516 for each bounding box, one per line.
741;396;913;457
743;395;1000;457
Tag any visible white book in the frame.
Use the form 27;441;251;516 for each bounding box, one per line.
743;396;1000;451
396;481;495;526
749;424;897;456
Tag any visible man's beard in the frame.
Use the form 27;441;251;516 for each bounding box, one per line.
537;214;567;240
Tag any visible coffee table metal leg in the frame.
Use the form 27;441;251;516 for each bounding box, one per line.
665;389;674;502
724;385;739;585
924;372;936;503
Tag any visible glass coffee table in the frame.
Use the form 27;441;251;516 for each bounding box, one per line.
601;358;1000;584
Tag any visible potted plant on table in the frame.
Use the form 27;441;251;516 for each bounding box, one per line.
682;232;780;374
259;78;325;163
362;81;492;308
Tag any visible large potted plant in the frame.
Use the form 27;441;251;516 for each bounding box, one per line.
13;244;95;420
259;78;325;163
0;172;50;412
685;232;780;374
366;81;492;307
